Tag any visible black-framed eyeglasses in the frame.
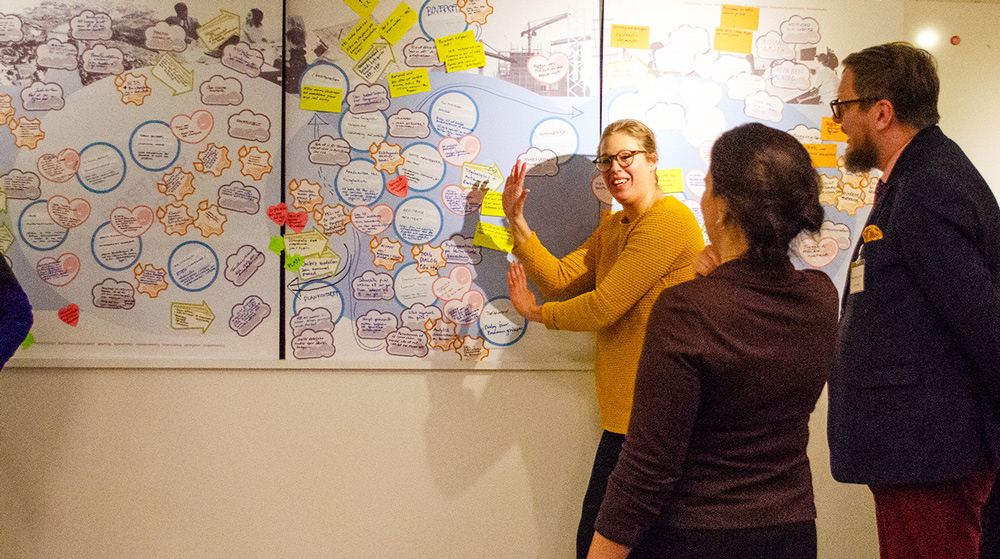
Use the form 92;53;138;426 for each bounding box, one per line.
593;150;646;172
829;98;874;120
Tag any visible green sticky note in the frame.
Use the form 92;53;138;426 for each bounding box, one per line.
300;86;343;113
269;236;285;254
285;254;305;272
20;331;35;349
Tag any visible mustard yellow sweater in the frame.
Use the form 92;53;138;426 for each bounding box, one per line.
513;196;704;433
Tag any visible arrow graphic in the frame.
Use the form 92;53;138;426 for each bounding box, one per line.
171;301;215;332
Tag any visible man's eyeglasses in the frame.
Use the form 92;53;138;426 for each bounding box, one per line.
593;150;646;172
829;98;874;120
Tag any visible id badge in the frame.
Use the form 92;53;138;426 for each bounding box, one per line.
849;258;865;294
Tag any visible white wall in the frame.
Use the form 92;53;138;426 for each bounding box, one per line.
8;2;1000;558
0;368;876;559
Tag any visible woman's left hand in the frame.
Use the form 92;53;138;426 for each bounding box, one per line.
507;261;542;322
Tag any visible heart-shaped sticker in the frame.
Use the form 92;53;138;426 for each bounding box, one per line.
267;203;288;225
443;289;486;324
432;265;474;301
387;175;408;197
110;206;154;237
36;253;81;286
36;148;80;183
285;211;309;233
527;53;570;84
441;185;484;216
170;110;214;144
798;236;840;268
47;195;91;229
437;135;481;166
58;303;80;326
351;205;394;236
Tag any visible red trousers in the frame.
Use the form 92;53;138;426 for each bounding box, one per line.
871;470;995;559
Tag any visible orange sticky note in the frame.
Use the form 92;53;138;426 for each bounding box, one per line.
821;117;849;142
804;143;839;168
721;5;759;31
609;24;650;50
713;27;753;54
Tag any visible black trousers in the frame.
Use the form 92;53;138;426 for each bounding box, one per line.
577;430;626;559
630;520;817;559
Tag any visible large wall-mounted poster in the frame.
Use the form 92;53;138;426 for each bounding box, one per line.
0;0;284;361
601;0;902;286
281;0;603;366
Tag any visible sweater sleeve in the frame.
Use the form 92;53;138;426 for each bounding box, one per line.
0;257;33;367
511;231;599;301
594;287;702;546
540;201;702;332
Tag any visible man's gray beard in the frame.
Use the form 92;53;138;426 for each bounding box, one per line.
844;134;879;173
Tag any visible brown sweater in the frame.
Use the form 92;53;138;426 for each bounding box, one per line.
595;257;838;546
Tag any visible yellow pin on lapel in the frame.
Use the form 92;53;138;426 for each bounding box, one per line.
862;225;883;242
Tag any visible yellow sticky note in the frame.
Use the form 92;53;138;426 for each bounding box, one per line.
300;86;344;112
379;2;417;45
474;221;514;253
341;17;380;60
387;68;430;97
345;0;378;17
609;25;650;50
821;117;849;143
480;191;505;217
657;168;684;194
713;27;753;55
804;144;839;168
435;31;476;60
720;5;759;31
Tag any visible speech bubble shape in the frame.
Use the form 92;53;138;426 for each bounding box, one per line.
290;307;335;337
518;147;559;177
754;30;795;61
403;37;444;68
200;75;244;105
743;90;784;123
217;181;260;214
726;71;766;100
292;329;336;359
401;302;443;331
0;13;24;42
145;21;187;51
81;44;124;74
308;136;351;166
352;270;395;300
21;81;65;111
388;109;430;139
221;41;264;78
228;110;270;142
347;83;391;114
386;326;429;357
229;295;271;336
194;144;231;177
70;10;112;40
645;102;686;131
780;16;821;44
1;169;41;200
356;309;398;339
768;60;812;91
92;278;136;309
224;245;265;287
441;234;482;265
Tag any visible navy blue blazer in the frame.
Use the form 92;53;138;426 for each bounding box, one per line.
829;126;1000;485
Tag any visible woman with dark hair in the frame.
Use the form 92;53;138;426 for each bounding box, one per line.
504;119;704;559
587;123;839;559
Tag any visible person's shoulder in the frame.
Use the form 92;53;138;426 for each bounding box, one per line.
797;269;840;307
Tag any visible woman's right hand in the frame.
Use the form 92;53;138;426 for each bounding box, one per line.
502;161;532;246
